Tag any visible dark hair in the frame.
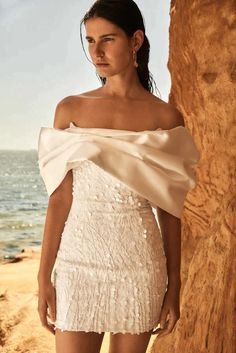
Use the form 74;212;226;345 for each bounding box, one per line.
79;0;161;96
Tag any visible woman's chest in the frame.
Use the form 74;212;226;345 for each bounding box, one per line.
71;99;165;131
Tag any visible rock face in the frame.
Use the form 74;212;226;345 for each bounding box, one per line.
152;1;235;353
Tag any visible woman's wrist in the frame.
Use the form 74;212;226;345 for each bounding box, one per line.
167;274;181;290
37;271;52;284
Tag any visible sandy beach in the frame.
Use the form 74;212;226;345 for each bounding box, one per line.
0;247;156;352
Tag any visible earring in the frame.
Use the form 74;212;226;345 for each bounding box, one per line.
133;50;138;68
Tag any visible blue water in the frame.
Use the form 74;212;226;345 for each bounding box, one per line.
0;150;48;259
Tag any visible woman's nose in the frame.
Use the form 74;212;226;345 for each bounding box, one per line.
93;42;104;57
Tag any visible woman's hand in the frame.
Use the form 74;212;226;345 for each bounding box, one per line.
37;281;56;335
152;285;180;338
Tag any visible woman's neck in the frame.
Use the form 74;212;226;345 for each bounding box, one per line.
101;71;146;99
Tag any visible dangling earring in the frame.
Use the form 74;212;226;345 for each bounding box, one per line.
133;50;138;68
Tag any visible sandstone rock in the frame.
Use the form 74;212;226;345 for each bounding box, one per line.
151;1;235;353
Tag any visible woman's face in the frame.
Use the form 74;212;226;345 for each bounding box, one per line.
84;17;141;78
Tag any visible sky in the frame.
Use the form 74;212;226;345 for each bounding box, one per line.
0;0;171;150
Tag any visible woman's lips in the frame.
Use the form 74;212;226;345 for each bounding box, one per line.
96;63;109;67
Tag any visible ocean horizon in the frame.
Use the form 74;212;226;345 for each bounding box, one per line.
0;149;47;259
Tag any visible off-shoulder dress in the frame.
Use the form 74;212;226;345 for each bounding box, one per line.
37;121;200;334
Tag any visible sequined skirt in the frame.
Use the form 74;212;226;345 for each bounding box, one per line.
52;162;168;334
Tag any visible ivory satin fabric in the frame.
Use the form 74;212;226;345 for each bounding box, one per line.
37;122;200;218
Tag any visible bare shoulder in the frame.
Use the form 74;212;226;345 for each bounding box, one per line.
74;88;103;98
53;95;83;129
53;89;101;129
161;104;185;129
148;94;185;129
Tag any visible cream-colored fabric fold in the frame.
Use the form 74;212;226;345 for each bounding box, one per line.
37;123;200;218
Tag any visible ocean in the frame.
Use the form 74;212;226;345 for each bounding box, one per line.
0;150;47;260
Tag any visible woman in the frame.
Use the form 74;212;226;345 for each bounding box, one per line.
37;1;200;352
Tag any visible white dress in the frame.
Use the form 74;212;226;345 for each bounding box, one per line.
37;122;200;334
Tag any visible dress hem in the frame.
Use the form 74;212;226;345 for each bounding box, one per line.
54;321;160;335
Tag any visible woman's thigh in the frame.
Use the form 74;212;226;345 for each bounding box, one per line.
55;329;105;353
108;329;153;353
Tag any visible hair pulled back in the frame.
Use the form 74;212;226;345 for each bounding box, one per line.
80;0;160;95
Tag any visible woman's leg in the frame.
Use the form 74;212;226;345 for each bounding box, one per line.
55;329;105;353
108;329;153;353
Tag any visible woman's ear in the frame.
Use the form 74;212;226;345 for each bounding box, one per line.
132;29;144;51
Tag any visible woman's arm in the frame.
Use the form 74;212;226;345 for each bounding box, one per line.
151;106;184;337
37;98;74;334
157;207;181;290
37;173;73;284
37;169;73;335
153;207;181;338
37;98;74;284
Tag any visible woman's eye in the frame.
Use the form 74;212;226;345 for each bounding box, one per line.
103;38;113;41
86;38;113;44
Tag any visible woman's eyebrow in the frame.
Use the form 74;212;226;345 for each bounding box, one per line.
85;33;118;39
